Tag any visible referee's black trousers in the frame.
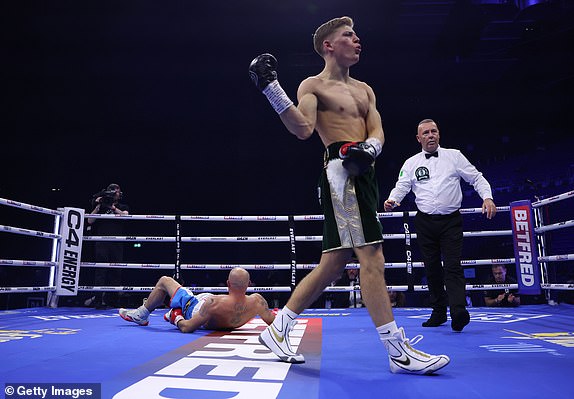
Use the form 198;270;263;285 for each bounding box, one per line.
415;210;467;316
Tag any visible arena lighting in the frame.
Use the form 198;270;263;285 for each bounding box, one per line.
515;0;548;10
471;0;514;5
471;0;548;9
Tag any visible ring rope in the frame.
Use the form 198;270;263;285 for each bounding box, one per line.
82;206;512;222
540;283;574;290
184;215;290;222
538;254;574;262
70;283;524;293
85;214;176;220
79;230;514;243
0;224;61;240
26;258;512;271
532;190;574;208
0;260;57;267
4;283;574;294
535;219;574;234
0;286;55;293
0;197;62;216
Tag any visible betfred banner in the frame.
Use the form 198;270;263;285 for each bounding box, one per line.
509;200;541;295
56;207;85;296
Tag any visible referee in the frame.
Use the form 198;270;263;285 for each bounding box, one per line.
384;119;497;332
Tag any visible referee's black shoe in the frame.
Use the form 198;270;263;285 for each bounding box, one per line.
422;312;447;327
451;310;470;332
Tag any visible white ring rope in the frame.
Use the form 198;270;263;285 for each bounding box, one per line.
11;283;574;294
82;206;511;222
0;286;55;293
68;259;515;271
535;219;574;234
541;283;574;290
70;283;524;293
85;214;176;221
83;235;176;242
0;224;61;240
183;215;290;222
79;230;514;243
75;286;293;293
0;260;57;267
539;254;574;262
0;258;518;271
532;190;574;208
0;197;62;216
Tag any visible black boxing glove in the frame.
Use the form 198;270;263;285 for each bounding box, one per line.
249;53;278;91
249;53;293;114
339;138;382;176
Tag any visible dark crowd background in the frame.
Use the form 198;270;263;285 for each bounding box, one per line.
1;0;573;309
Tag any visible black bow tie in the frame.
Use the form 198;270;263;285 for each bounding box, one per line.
425;151;438;159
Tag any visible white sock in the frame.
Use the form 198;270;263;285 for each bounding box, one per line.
136;305;150;319
376;320;399;339
272;306;298;330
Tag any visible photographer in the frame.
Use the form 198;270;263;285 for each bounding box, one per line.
484;265;520;307
88;183;129;221
85;183;129;308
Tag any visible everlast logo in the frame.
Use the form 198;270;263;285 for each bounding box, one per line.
257;216;277;221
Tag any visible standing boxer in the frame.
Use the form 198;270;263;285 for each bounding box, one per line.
249;16;449;374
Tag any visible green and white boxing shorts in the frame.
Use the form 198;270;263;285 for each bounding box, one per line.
318;141;384;253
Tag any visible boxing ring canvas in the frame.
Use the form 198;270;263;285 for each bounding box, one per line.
1;305;573;399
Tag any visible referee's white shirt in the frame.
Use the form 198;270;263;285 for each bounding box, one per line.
388;146;493;215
